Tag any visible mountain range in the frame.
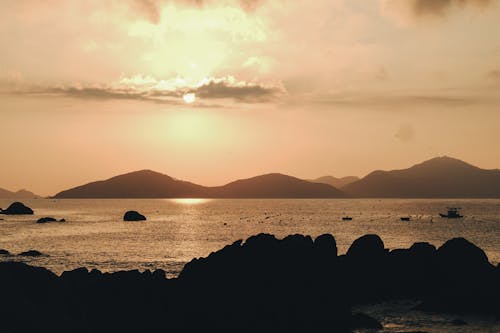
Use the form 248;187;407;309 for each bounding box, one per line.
49;156;500;198
0;188;39;199
54;172;345;198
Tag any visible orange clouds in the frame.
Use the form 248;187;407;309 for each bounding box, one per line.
0;0;499;109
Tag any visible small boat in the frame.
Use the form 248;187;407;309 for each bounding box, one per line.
342;216;353;221
439;207;463;218
400;216;411;221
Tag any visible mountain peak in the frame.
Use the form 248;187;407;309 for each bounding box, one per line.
115;169;167;177
343;156;500;198
411;156;478;171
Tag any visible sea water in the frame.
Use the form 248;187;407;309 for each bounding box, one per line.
1;198;499;275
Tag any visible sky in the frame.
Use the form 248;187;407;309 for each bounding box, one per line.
1;0;500;196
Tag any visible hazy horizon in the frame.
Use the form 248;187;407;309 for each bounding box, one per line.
2;1;500;196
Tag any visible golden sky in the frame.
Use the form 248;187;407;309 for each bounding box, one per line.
1;0;500;195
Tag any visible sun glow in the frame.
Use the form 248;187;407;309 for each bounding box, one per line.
171;198;210;205
183;93;196;104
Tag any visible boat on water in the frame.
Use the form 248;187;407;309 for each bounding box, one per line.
342;216;352;221
400;216;411;221
439;207;463;218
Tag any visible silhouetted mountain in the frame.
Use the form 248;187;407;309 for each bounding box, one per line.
0;188;39;199
210;173;346;198
310;175;359;189
343;156;500;198
54;170;208;198
53;157;500;198
54;171;346;198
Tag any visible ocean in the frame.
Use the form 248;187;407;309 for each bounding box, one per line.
1;198;499;275
1;198;499;332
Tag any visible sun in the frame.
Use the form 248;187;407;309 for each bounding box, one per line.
183;93;196;104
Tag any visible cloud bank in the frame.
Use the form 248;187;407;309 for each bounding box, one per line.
3;75;284;105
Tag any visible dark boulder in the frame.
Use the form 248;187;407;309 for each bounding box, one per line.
435;237;492;273
343;234;390;304
18;250;43;257
37;217;58;223
417;238;498;316
0;202;34;215
346;234;385;261
314;233;338;257
0;249;10;255
123;211;146;221
59;218;66;222
409;242;436;257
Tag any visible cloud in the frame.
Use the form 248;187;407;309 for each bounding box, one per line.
132;0;163;24
306;91;479;108
412;0;491;17
129;0;265;24
382;0;493;22
193;78;282;102
2;75;285;105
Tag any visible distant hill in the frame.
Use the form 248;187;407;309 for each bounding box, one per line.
310;176;359;189
343;156;500;198
0;188;39;199
210;173;346;198
52;157;500;198
54;171;346;198
54;170;208;198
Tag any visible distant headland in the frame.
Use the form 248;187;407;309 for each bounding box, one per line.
50;156;500;198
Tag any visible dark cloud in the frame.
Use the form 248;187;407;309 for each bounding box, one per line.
412;0;492;17
193;80;282;102
6;78;283;105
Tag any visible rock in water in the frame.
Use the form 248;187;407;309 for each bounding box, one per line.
18;250;43;257
37;217;57;223
123;210;146;221
0;202;34;215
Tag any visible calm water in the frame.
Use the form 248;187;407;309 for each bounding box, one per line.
1;198;499;275
1;198;499;332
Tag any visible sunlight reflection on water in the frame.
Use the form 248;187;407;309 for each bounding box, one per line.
169;198;212;205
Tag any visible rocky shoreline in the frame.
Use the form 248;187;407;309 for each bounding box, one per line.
0;233;498;333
